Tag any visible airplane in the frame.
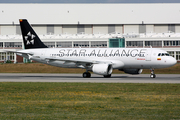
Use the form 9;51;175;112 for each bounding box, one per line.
12;19;177;78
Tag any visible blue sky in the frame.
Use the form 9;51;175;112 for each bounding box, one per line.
0;0;180;3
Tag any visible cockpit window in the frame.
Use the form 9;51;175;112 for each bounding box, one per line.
165;53;169;56
158;53;170;56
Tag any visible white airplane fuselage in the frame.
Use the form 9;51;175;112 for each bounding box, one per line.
18;47;177;70
15;19;177;78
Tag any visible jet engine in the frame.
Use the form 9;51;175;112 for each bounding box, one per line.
120;69;143;75
92;64;113;75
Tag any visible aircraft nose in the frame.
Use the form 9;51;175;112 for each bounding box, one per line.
169;57;177;66
172;57;177;65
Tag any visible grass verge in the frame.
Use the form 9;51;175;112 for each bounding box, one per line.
0;83;180;119
0;63;179;74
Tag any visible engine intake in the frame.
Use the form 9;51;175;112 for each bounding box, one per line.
92;64;113;75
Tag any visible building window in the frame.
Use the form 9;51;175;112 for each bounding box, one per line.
47;25;54;34
74;41;89;48
145;41;162;47
0;42;3;48
167;51;174;57
176;51;180;61
4;42;22;49
6;52;14;61
91;41;107;48
126;41;143;47
0;52;6;61
164;41;180;46
139;25;146;33
56;42;72;48
77;25;85;34
0;52;14;61
168;24;175;32
108;25;115;34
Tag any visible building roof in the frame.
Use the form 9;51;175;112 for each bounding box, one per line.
0;3;180;25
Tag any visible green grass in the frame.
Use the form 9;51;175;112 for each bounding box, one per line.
0;83;180;119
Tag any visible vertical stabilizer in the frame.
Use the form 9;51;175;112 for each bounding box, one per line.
19;19;47;49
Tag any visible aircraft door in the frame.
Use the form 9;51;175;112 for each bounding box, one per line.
41;50;46;60
146;49;151;61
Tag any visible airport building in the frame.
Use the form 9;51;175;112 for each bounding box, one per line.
0;3;180;63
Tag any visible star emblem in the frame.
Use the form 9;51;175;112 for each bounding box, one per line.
24;32;35;45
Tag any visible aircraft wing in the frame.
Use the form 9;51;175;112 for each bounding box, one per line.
45;57;112;64
4;50;34;60
45;57;124;69
3;50;34;55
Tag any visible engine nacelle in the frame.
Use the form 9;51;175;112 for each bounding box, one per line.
120;69;143;75
92;64;113;75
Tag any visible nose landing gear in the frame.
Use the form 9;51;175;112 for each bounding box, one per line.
150;69;156;78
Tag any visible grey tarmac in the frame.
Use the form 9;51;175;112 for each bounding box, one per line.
0;73;179;83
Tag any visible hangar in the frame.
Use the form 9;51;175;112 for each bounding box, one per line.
0;3;180;62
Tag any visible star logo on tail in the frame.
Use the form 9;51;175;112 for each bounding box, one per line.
25;32;35;45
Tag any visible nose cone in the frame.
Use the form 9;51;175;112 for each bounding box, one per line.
171;57;177;66
168;57;177;66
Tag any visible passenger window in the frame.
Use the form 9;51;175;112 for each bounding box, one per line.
158;53;161;56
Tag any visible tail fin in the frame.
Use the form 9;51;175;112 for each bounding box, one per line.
19;19;48;49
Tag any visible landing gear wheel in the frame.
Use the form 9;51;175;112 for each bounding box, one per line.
103;74;111;78
150;69;156;78
150;74;156;78
83;72;91;78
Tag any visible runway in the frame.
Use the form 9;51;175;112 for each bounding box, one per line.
0;73;179;83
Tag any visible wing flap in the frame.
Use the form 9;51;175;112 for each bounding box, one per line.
45;57;101;64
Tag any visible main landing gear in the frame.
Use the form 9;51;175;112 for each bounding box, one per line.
150;69;156;78
103;74;111;78
83;72;91;78
82;71;112;78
